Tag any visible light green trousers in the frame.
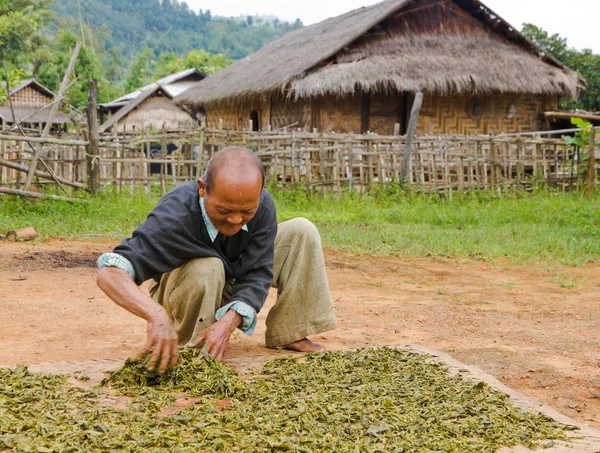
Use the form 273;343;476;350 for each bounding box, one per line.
149;218;338;347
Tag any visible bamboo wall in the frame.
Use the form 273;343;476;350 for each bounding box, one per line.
317;95;362;134
1;129;597;195
11;86;51;107
417;93;557;135
204;92;556;136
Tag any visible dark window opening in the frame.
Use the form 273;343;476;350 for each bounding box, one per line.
250;110;260;131
196;105;207;125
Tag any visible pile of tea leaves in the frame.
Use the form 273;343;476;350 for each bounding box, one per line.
1;347;571;452
102;347;244;398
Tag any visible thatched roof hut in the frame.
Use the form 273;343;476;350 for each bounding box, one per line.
99;68;206;117
0;79;72;130
99;84;197;133
176;0;584;135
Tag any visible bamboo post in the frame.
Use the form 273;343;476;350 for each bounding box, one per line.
319;139;325;194
585;128;596;198
367;140;374;190
291;131;296;187
457;156;464;194
195;124;205;179
16;141;23;189
489;138;496;191
177;132;183;183
516;139;522;189
24;41;81;190
86;78;100;193
400;91;423;182
334;147;341;194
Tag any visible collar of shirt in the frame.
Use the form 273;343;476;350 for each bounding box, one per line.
199;197;248;242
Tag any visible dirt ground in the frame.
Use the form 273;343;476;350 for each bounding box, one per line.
1;239;598;429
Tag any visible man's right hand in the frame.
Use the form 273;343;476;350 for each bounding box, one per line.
141;309;179;373
97;267;180;373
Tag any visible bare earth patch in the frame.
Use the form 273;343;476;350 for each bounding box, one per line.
0;239;598;428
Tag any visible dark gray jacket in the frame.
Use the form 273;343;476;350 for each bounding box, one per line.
113;181;277;313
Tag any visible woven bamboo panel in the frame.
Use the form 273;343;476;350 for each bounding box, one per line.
318;95;361;133
207;105;241;130
369;93;403;135
270;97;310;131
12;86;52;107
418;94;557;135
207;99;270;130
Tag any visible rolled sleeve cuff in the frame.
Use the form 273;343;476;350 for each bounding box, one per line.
215;301;257;336
97;253;135;280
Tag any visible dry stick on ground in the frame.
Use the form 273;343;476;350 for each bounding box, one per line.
2;61;69;195
0;158;86;189
0;187;87;202
23;41;82;191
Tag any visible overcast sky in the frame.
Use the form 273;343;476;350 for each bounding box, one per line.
184;0;600;54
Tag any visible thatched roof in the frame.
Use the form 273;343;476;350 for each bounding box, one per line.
176;0;584;107
0;106;71;124
99;85;196;133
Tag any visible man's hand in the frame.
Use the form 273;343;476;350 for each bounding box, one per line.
141;309;179;373
97;267;180;373
187;310;242;362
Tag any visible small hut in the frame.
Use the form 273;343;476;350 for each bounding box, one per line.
175;0;584;135
0;79;72;132
99;68;205;133
99;85;199;133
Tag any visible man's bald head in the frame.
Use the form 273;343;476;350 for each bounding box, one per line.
203;147;265;194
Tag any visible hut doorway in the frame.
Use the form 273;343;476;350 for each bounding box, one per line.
361;92;410;135
250;110;260;131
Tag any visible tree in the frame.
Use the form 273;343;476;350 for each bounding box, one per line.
0;0;52;65
124;48;154;92
522;24;600;112
184;49;231;75
34;30;116;108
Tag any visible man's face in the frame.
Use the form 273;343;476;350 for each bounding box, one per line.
198;174;262;236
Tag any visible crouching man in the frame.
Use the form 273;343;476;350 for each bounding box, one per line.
97;146;337;372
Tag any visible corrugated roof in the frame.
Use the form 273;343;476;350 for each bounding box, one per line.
99;68;206;109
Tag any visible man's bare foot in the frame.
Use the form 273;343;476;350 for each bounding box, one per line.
280;338;326;353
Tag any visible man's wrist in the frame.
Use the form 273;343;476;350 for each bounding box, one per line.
221;309;243;332
146;304;170;323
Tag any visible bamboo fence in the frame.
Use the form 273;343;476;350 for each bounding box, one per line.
0;128;598;195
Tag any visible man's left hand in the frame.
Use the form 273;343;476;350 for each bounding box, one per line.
187;310;242;362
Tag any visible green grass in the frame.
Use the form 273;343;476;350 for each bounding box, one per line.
1;186;599;266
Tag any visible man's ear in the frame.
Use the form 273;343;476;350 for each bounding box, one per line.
198;178;207;198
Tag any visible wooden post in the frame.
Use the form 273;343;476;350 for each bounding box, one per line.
400;91;423;182
86;78;100;193
24;41;81;190
585;128;596;198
